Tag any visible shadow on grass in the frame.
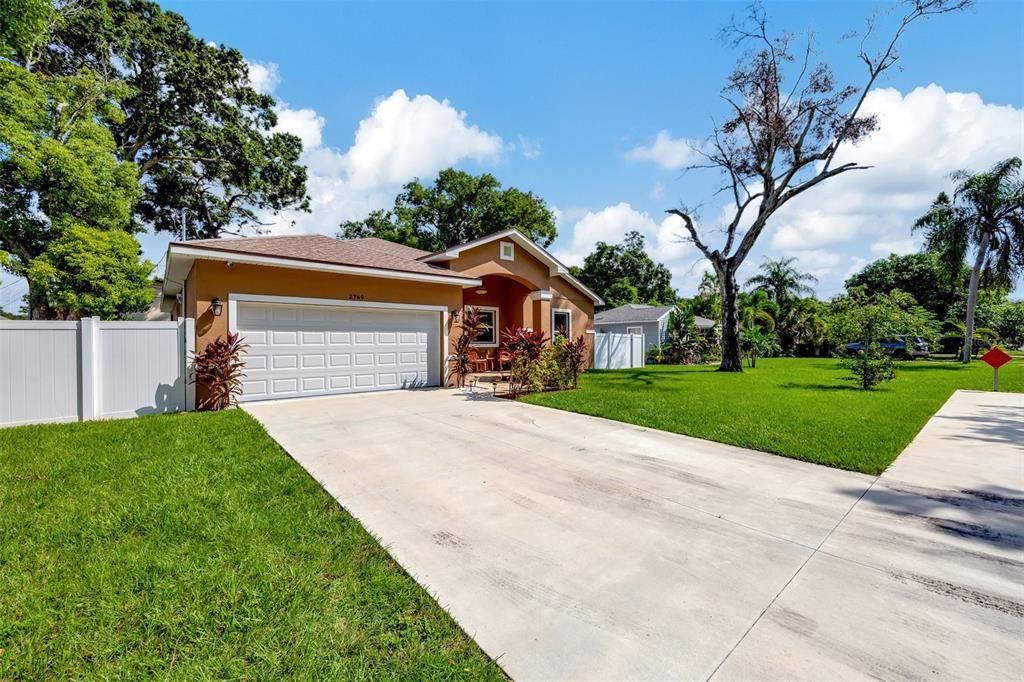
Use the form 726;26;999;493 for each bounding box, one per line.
599;366;729;385
897;362;969;372
611;371;669;385
774;378;864;391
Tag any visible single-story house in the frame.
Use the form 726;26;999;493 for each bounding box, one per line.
595;303;716;351
160;229;602;402
130;282;172;321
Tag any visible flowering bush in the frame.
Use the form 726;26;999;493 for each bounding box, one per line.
553;334;588;388
501;326;548;397
501;327;588;395
452;307;485;388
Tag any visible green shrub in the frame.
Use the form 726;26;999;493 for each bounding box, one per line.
501;328;588;395
647;344;666;364
662;308;719;364
842;342;896;390
740;327;779;368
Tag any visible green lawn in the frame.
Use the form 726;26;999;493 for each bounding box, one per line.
522;357;1023;475
0;411;503;680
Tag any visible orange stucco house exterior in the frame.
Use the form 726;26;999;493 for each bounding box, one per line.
161;229;601;402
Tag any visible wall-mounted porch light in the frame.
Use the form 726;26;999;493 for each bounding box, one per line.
451;308;460;322
210;297;224;317
475;288;488;295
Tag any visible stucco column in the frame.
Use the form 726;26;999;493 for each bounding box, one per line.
530;290;553;337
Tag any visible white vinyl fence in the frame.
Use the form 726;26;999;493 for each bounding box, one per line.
0;318;194;427
593;331;645;370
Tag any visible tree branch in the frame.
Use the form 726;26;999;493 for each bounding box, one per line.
823;0;971;172
666;208;716;261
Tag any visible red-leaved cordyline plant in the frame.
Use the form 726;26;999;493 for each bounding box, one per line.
191;333;249;410
501;326;548;397
562;335;588;388
452;307;486;388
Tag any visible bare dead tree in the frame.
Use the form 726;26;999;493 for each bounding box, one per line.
668;0;971;371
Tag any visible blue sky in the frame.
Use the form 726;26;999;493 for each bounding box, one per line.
2;0;1022;313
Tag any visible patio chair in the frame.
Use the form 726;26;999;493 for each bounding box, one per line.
497;350;512;378
468;348;491;373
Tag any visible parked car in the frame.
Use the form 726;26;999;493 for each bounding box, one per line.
845;335;930;359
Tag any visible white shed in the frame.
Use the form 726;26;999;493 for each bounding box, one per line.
595;304;715;351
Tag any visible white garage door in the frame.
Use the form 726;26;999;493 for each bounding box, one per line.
236;301;440;402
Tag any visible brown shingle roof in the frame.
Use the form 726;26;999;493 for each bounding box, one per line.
173;235;469;279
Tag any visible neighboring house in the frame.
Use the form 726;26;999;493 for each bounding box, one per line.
161;229;602;402
595;303;715;351
130;282;172;321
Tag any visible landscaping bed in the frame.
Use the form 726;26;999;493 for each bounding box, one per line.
520;357;1022;475
0;411;503;680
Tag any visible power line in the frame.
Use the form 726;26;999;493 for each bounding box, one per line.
146;251;167;278
0;279;28;311
0;292;26;312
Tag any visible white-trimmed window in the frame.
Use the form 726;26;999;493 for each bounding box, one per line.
552;309;572;337
626;326;643;336
472;306;499;347
499;241;515;261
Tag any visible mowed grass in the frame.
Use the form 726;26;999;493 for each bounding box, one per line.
0;410;503;680
522;357;1023;475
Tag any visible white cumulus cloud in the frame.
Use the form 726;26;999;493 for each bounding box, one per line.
274;107;325;150
870;237;923;256
552;202;707;291
247;61;281;95
625;130;700;170
252;84;503;235
770;85;1024;253
343;90;503;190
777;249;842;279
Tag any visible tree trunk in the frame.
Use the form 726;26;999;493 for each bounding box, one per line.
961;231;991;363
719;266;743;372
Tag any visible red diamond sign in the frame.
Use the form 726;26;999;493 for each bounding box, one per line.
981;347;1012;370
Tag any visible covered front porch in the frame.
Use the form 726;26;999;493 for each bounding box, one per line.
459;273;571;370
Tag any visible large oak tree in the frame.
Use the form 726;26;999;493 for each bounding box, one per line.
0;20;151;318
1;0;310;317
569;231;676;309
339;168;557;252
21;0;309;239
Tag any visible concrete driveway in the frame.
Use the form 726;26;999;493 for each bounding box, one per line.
244;389;1023;681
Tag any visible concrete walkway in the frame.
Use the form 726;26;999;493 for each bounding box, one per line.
714;389;1023;680
244;389;1023;681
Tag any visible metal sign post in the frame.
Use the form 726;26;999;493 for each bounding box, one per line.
980;347;1013;392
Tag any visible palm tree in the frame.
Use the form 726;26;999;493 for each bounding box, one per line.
746;257;817;352
693;271;723;323
745;257;818;305
787;297;830;356
738;290;778;332
915;157;1024;362
698;271;720;297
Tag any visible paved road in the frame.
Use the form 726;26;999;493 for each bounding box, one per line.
244;389;1023;681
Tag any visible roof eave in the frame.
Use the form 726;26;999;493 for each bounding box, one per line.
162;244;483;295
595;305;676;325
419;229;604;305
